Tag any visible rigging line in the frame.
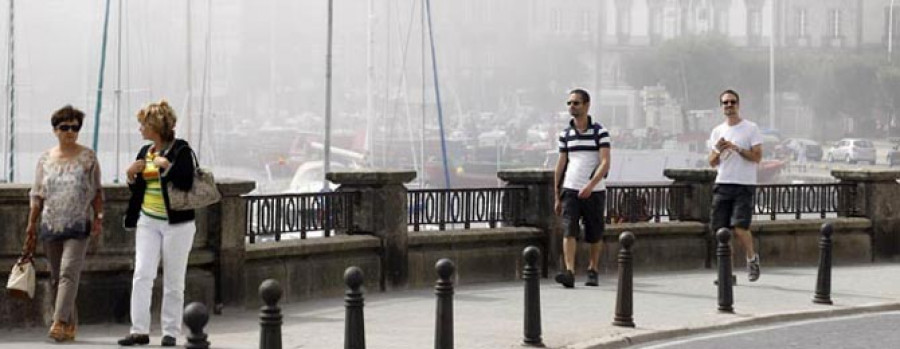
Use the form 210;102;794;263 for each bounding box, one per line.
124;0;132;155
365;0;374;161
424;0;450;189
382;0;392;167
388;0;421;173
185;0;193;142
198;0;212;160
91;0;113;151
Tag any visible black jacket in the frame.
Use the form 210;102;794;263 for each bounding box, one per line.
124;139;196;228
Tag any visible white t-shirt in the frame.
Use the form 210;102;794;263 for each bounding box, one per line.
709;119;763;185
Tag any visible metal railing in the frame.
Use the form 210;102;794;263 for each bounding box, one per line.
408;187;527;231
754;183;858;219
244;192;358;243
242;182;860;241
605;184;688;223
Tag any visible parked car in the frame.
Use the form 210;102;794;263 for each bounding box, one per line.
781;138;823;161
826;138;877;164
888;142;900;167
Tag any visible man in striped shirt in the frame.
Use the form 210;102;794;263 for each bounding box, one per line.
553;89;612;288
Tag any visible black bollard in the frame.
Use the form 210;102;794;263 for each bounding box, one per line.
813;223;834;305
716;228;734;313
183;302;210;349
434;258;456;349
613;231;636;327
522;246;544;347
259;279;283;349
344;266;366;349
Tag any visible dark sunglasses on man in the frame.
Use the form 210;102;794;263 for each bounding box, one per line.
56;124;81;132
721;100;738;106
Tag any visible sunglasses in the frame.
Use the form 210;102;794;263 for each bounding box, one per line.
566;101;582;106
721;100;738;106
56;124;82;132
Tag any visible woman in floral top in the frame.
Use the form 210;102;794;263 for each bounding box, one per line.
25;105;103;342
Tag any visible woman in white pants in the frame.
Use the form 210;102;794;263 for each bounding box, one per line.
118;100;196;347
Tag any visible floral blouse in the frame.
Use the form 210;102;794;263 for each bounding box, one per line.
29;147;102;241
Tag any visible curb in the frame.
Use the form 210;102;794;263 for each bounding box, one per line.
566;302;900;349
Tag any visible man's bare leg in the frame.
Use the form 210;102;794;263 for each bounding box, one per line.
733;227;756;259
734;226;760;281
555;236;579;288
563;237;577;272
587;242;603;272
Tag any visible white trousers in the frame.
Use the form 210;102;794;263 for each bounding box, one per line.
130;213;196;337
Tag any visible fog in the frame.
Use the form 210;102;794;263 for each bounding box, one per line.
0;0;898;191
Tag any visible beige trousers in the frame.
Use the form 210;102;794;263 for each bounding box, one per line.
43;237;89;325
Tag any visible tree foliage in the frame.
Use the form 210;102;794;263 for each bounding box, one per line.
623;36;899;138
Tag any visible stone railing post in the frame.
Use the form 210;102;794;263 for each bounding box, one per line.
664;168;717;269
663;168;717;223
209;179;255;308
831;169;900;260
329;171;416;290
497;170;557;275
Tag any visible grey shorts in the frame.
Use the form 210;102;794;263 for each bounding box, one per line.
710;184;755;232
560;189;606;243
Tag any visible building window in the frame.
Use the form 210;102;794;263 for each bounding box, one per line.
551;8;561;34
581;11;591;34
650;9;663;36
828;9;842;38
886;6;900;43
618;10;631;36
481;1;492;24
749;10;762;37
797;8;808;37
715;10;728;35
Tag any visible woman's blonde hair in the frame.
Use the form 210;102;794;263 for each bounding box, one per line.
137;99;177;141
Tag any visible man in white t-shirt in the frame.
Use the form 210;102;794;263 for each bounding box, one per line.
553;89;611;288
708;89;763;282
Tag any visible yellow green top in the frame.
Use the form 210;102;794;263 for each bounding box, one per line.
141;151;167;220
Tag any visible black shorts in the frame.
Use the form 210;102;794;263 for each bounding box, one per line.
710;184;755;232
560;189;606;243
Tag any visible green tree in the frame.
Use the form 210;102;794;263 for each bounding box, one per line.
623;35;749;131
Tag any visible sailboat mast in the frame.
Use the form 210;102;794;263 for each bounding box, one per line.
424;0;450;188
92;0;113;151
114;0;123;183
185;0;193;142
4;0;14;182
419;0;426;188
323;0;334;190
365;0;374;163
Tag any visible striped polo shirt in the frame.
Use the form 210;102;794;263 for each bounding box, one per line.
141;152;168;220
558;116;611;192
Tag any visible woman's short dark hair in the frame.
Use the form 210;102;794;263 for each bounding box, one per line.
50;105;85;128
569;89;591;104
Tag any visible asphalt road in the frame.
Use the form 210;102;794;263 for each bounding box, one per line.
635;311;900;349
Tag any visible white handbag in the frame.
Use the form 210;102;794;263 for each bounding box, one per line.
6;254;35;300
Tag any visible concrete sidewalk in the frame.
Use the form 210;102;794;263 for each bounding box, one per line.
2;264;899;348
